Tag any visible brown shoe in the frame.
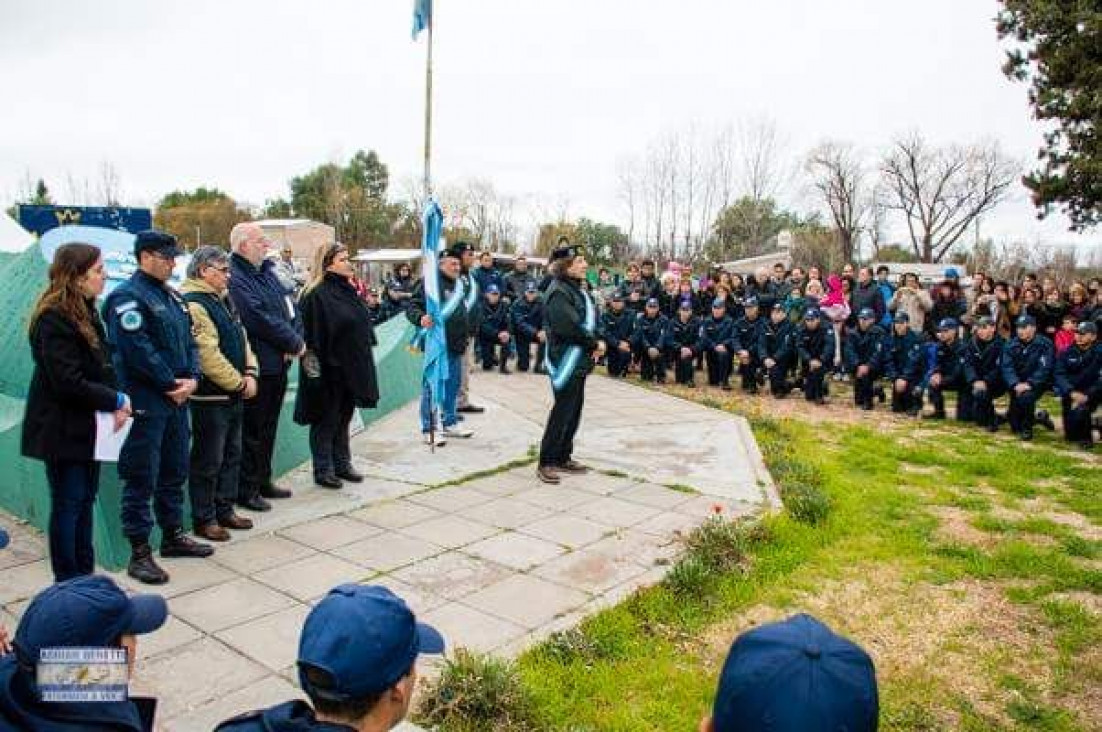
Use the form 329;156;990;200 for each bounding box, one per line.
536;466;561;484
218;513;254;531
194;522;231;542
558;460;590;474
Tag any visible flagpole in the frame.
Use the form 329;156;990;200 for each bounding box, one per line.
423;13;434;196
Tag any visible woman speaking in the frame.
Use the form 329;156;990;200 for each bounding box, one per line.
22;243;132;581
537;242;605;485
296;243;379;489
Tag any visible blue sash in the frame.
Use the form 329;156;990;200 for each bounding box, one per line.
410;278;466;352
463;274;480;310
545;289;596;392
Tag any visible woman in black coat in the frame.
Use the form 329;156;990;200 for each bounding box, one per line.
22;243;132;581
296;243;379;488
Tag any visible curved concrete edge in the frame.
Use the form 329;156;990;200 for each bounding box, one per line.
732;416;783;511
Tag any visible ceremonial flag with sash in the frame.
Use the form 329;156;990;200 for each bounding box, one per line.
412;0;432;39
420;199;449;415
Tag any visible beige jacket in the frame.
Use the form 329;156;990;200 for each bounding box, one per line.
181;278;258;396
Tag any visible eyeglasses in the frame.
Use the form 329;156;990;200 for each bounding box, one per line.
210;265;230;273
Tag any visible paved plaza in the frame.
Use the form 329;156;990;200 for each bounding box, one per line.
0;372;776;731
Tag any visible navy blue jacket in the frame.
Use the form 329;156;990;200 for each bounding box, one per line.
1001;335;1055;392
1054;343;1101;399
733;315;765;355
479;299;511;340
510;297;544;340
700;315;737;352
796;324;835;366
966;334;1004;387
471;266;504;297
632;312;668;351
883;330;923;382
103;271;199;414
844;325;885;371
663;315;701;353
758;318;796;363
931;337;969;384
227;253;304;376
600;307;636;346
215;700;354;731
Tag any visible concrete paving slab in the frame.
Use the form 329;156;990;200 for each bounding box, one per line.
216;603;311;672
420;601;527;654
170;577;298;634
252;554;373;602
111;557;237;600
532;542;651;595
0;559;52;605
463;574;589;629
331;532;445;573
208;533;318;575
465;531;568;571
348;498;444;529
456;496;556;530
517;514;614;549
390;551;514;601
277;514;384;551
136;615;202;661
400;514;502;549
405;485;497;514
163;674;304;732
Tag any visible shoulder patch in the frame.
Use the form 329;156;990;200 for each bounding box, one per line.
120;309;144;332
114;301;139;315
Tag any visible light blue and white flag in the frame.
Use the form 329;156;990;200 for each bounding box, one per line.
420;198;449;414
412;0;432;39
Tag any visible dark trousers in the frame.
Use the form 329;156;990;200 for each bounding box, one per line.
516;336;546;372
1061;395;1098;444
480;336;509;370
705;350;733;386
765;359;791;395
929;377;970;419
670;351;696;384
890;380;919;413
802;365;826;402
310;380;356;478
640;350;666;382
853;369;877;407
606;347;632;377
738;356;760;392
45;460;99;581
1007;387;1040;433
189;400;243;526
539;375;586;467
118;408;188;541
972;383;1006;426
240;369;288;501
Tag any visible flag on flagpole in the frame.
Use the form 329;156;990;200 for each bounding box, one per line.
412;0;432;39
420;198;448;420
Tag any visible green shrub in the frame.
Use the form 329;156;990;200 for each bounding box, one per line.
415;649;540;731
664;555;713;597
780;482;831;525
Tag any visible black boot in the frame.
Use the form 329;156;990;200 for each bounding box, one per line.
1036;410;1056;431
160;528;214;558
128;539;169;585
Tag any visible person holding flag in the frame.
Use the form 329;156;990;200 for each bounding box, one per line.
537;243;604;484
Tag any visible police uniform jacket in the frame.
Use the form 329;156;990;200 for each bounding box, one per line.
1001;336;1055;392
931;337;969;384
510;297;544;340
479;299;511;340
700;315;737;352
663;315;701;353
407;271;470;356
22;302;119;462
966;335;1005;387
733;315;764;355
844;325;885;371
796;324;835;367
758;319;796;363
632;312;668;351
386;274;417;311
883;330;923;382
103;271;200;415
365;301;393;327
1054;343;1102;400
227;253;304;377
544;275;598;377
471;266;503;299
214;700;355;731
504;271;535;301
599;307;635;346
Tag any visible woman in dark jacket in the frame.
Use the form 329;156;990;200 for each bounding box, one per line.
296;243;379;488
22;243;132;581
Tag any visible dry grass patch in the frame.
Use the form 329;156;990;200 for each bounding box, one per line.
929;506;1000;549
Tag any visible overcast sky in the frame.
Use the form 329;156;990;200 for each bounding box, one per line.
1;0;1097;251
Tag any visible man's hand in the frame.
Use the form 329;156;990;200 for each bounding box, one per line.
420;314;433;328
809;359;822;371
973;380;987;394
618;340;631;353
738;350;750;364
0;624;11;655
594;341;607;357
764;358;776;369
243;375;259;400
112;408;130;433
536;330;546;343
498;331;511;344
715;344;727;354
647;347;660;359
856;364;869;378
929;373;941;389
1071;390;1088;408
680;347;693;359
894;378;908;393
296;344;307;358
1014;382;1032;396
165;378;196;406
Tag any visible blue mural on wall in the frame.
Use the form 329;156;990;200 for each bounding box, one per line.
17;205;152;237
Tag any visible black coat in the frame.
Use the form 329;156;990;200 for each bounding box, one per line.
22;303;119;462
299;273;379;414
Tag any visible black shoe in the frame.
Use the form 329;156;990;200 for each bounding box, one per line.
499;366;512;374
1020;429;1033;441
260;484;292;499
1036;410;1056;431
238;495;272;512
931;411;946;420
482;364;494;371
721;383;732;391
1079;440;1094;451
686;381;696;388
160;529;214;558
986;422;998;433
128;542;169;585
457;404;485;414
315;474;343;489
875;386;886;403
335;467;364;483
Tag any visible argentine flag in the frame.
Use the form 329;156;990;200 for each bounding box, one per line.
412;0;432;39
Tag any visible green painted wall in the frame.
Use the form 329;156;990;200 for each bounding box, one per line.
0;246;422;569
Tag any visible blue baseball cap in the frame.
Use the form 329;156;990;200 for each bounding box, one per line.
1078;321;1098;335
937;318;958;331
646;297;660;308
133;229;182;259
0;527;8;550
944;267;960;279
893;312;910;324
524;282;538;294
298;585;444;700
804;307;821;320
857;307;876;320
711;614;878;732
485;284;500;295
13;575;167;669
1016;314;1036;328
743;295;759;308
679;298;694;311
712;297;727;309
609;290;625;302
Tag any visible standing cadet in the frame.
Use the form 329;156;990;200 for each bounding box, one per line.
700;298;737;389
1001;314;1055;441
633;297;668;383
477;284;512;373
966;315;1006;431
882;312;924;415
510;282;546;373
452;242;485;415
844;307;884;410
759;303;796;397
103;230;210;585
734;296;765;394
927;318;971;420
664;300;701;387
1054;321;1100;449
600;292;635;378
538;244;603;484
796;307;834;404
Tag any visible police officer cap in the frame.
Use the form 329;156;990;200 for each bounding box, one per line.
678;298;694;311
772;302;786;312
366;287;379;296
298;585;444;700
1077;321;1097;335
975;315;994;327
1016;314;1036;328
743;295;759;307
486;284;501;295
610;290;625;302
893;312;910;324
551;243;587;262
804;307;822;320
645;297;659;308
445;241;474;259
857;307;876;320
14;576;167;670
712;297;727;309
525;282;538;293
944;267;960;279
937;318;958;331
133;230;182;259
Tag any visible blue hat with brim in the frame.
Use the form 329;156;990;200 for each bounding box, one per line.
804;308;821;320
133;230;182;259
944;267;960;279
646;298;659;308
893;312;910;324
743;296;759;307
712;298;727;309
712;614;878;732
298;585;445;701
857;307;876;320
679;299;694;311
524;282;538;293
0;528;8;550
486;285;500;295
1016;314;1036;328
937;318;958;331
1077;321;1097;335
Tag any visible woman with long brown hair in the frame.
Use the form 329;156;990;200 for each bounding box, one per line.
22;243;132;581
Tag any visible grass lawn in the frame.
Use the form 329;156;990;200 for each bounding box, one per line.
416;379;1101;731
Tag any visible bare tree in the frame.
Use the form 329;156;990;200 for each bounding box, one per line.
96;161;122;206
737;116;791;204
880;134;1018;263
805;141;868;264
615;158;638;246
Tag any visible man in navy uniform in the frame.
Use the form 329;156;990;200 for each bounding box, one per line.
700;297;737;390
759;302;796;397
796;307;833;404
734;295;765;394
664;299;701;387
966;315;1006;431
104;230;211;585
477;284;512;373
363;287;393;326
883;312;924;415
600;291;635;378
1001;314;1055;441
1054;321;1100;449
633;297;668;384
510;282;546;373
844;307;885;411
927;318;970;420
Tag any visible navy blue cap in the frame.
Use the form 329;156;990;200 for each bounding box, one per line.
937;318;958;331
678;298;694;311
0;527;8;550
857;307;876;320
804;307;821;320
1076;321;1096;335
646;297;659;307
133;230;182;259
14;575;167;669
712;614;878;732
893;311;910;324
551;244;586;262
743;295;759;307
486;284;501;295
1016;314;1036;328
298;585;444;700
524;282;538;293
975;315;994;327
445;241;474;259
609;290;625;302
712;297;727;309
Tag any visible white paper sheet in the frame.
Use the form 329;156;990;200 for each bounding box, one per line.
94;412;133;462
